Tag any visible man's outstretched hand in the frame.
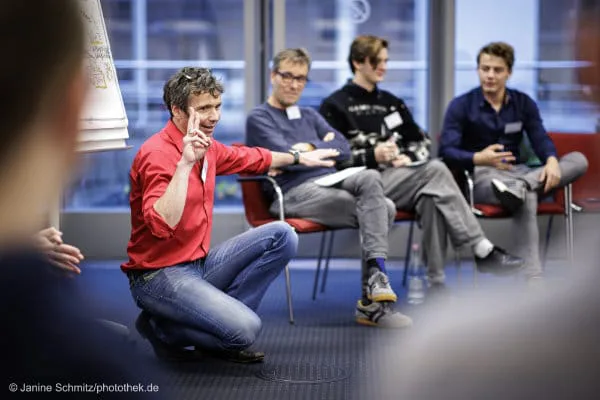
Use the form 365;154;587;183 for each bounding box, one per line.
298;148;340;167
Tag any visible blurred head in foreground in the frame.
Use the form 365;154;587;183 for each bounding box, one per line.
0;1;86;245
1;2;162;397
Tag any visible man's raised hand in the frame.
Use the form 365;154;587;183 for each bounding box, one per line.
181;107;211;165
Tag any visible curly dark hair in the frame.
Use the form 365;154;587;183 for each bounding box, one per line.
163;67;225;118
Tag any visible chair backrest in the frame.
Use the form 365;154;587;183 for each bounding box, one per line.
231;142;275;226
238;177;275;226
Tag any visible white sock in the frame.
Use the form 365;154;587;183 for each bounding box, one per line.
473;239;494;258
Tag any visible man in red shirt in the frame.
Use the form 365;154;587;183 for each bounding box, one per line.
123;67;338;363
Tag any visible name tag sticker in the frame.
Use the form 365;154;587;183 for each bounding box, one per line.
504;121;523;134
384;111;403;130
286;105;302;120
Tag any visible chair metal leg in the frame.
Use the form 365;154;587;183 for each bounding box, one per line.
542;215;554;270
284;264;294;324
402;221;415;287
563;184;574;267
472;253;479;287
567;185;575;266
455;248;462;286
320;231;335;293
312;231;327;300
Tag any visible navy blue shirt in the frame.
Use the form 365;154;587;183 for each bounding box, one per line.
439;87;557;170
245;103;351;194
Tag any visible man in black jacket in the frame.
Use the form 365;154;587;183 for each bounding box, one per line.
320;35;522;286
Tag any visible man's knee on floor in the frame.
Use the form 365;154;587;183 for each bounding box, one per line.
222;313;262;350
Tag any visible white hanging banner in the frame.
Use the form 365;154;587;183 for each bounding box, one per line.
78;0;129;152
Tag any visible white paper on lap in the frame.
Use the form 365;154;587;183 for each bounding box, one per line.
313;166;367;187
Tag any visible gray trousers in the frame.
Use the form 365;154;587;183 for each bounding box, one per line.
270;169;396;288
381;159;486;281
473;152;588;277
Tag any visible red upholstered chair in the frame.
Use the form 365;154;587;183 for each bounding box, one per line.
235;143;420;321
235;142;339;324
452;132;579;267
459;172;573;268
547;132;600;212
238;172;419;318
237;173;338;324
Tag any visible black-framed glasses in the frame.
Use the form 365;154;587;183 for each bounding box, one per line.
276;71;309;85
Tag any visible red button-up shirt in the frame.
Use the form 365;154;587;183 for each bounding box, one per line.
122;120;272;271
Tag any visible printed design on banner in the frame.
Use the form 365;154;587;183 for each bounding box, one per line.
350;0;371;24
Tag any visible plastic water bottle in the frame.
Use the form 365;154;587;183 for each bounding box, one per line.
407;243;425;305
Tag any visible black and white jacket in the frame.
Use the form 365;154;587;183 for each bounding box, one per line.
319;81;430;169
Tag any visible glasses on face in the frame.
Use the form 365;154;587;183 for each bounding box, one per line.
276;71;309;85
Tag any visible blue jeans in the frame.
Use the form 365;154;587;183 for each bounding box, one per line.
128;221;297;351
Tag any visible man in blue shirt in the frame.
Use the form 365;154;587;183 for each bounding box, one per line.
246;48;412;329
439;41;588;280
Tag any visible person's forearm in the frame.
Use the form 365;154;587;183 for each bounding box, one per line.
153;162;194;228
270;151;296;169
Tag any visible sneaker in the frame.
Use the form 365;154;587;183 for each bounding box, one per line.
366;270;397;302
491;179;526;212
475;246;524;275
135;311;202;362
355;300;412;328
197;347;265;364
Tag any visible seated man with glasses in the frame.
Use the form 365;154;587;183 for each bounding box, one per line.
246;48;413;329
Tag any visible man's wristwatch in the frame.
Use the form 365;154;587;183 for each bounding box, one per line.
289;149;301;165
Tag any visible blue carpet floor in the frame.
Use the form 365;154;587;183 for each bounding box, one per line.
76;259;569;399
